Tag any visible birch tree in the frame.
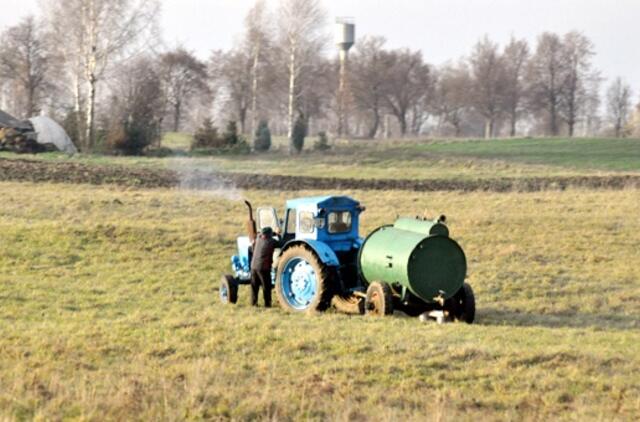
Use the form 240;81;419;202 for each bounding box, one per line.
0;16;51;118
45;0;159;151
278;0;326;154
243;0;273;135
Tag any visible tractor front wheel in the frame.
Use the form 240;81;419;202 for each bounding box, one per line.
365;282;394;316
275;246;332;312
220;275;238;305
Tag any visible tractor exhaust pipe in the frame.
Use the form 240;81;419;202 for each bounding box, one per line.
244;200;257;243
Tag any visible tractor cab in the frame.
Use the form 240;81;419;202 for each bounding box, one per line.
256;196;364;252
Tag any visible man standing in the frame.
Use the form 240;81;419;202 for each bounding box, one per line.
251;227;277;307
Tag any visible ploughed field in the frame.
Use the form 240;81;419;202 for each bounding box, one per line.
1;177;640;420
3;156;640;193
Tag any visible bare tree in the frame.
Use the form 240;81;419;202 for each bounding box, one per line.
104;55;164;153
502;37;529;137
210;49;252;133
0;16;51;118
45;0;159;150
382;49;430;136
560;31;595;137
430;64;472;137
580;74;602;137
350;36;390;138
631;102;640;138
297;56;335;134
528;32;567;136
606;77;633;138
469;36;505;138
410;68;436;136
160;48;209;133
278;0;326;153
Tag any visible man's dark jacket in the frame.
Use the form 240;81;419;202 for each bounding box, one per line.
251;234;277;271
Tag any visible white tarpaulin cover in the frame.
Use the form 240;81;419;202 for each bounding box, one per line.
28;116;78;154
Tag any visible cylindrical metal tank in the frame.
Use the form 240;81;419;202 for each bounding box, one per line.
358;224;466;303
335;19;355;51
393;217;449;237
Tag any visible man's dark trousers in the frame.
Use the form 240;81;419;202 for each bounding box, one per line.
251;269;272;307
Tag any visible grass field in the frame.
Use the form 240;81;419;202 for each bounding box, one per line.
416;138;640;172
2;137;639;182
1;179;640;420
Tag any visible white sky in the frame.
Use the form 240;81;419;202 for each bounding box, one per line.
1;0;639;96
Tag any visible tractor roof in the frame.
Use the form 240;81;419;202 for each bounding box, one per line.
286;196;360;210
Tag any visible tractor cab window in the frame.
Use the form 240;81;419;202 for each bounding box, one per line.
328;211;352;234
258;207;279;232
285;209;297;236
299;211;315;234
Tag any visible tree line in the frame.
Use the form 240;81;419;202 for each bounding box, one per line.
0;0;638;154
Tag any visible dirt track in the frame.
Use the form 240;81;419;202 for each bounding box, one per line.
1;157;639;193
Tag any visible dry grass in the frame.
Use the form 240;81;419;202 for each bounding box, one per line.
1;181;640;420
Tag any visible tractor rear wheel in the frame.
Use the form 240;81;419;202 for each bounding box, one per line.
450;282;475;324
220;275;238;305
275;245;332;312
365;282;394;316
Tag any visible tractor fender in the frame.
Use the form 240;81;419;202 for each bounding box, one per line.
282;240;340;267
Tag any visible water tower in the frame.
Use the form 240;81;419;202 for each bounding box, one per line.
336;18;355;136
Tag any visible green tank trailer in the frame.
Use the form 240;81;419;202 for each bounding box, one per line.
359;216;474;322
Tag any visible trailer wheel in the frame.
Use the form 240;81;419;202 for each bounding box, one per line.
365;282;393;316
451;282;475;324
220;275;238;305
276;246;332;312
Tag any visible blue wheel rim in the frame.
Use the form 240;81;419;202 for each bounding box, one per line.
220;283;229;302
280;257;318;310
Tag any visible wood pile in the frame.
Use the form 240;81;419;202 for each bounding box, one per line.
0;127;55;154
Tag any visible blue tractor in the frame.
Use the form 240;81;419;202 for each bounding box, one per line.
220;196;367;313
220;195;475;322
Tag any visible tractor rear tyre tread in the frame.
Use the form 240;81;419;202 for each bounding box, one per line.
332;294;365;315
275;245;333;313
220;275;238;305
365;282;394;316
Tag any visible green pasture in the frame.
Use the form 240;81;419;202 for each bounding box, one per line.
2;137;640;182
416;137;640;172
